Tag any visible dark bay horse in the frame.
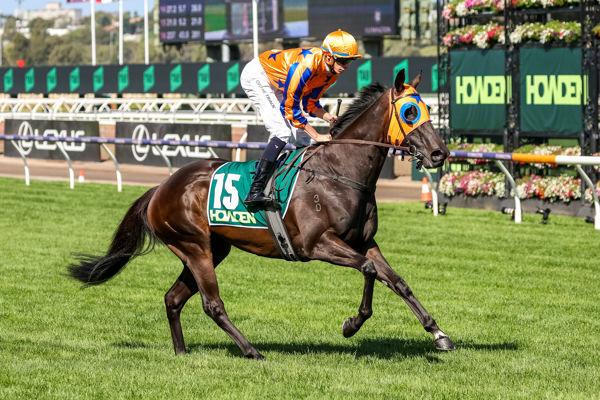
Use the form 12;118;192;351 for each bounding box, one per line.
69;69;454;359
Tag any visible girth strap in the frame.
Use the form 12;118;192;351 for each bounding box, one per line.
297;166;372;193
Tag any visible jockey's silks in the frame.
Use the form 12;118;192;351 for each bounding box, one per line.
259;48;338;129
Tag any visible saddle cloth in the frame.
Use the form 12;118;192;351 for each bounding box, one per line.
207;149;304;228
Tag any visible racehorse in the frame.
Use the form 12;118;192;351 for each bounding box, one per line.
68;69;454;359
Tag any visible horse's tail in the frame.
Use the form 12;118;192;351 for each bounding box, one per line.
68;186;159;286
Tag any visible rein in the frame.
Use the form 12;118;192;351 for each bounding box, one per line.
325;138;410;152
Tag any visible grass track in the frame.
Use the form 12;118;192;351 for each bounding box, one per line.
1;177;599;399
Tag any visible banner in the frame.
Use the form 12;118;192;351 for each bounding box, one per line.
520;47;582;136
450;49;506;132
3;119;101;161
115;122;232;167
0;57;437;95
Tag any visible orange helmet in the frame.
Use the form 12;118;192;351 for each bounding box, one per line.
321;30;362;59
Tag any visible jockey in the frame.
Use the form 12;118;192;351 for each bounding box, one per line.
240;29;362;208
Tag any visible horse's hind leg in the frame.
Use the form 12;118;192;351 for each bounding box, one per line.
165;266;198;354
173;238;263;359
366;245;456;351
164;236;232;355
191;253;264;359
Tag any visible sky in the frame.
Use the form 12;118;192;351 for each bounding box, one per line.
0;0;147;18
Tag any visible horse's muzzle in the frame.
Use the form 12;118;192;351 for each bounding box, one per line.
424;147;450;168
403;125;449;169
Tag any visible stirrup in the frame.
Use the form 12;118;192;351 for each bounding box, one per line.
244;192;278;209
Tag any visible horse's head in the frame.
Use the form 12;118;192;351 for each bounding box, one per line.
387;69;449;169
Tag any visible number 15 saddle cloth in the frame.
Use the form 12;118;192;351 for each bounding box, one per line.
207;149;305;228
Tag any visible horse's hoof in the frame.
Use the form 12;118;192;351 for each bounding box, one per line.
434;336;456;351
342;320;357;338
245;350;265;360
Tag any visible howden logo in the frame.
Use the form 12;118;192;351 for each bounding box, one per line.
525;75;581;105
455;76;505;105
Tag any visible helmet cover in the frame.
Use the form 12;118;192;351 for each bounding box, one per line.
321;30;362;59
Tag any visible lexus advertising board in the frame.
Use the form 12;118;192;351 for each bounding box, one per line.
3;119;101;162
115;122;232;167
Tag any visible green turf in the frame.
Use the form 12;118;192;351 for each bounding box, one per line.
1;177;599;399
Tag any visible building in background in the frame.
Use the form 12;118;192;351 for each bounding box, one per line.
15;2;82;27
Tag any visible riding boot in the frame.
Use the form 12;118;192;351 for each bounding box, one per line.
244;137;286;207
244;158;277;207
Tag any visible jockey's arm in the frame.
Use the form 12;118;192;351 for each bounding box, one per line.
304;122;332;143
313;107;337;125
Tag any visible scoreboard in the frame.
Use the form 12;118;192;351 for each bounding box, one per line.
159;0;205;43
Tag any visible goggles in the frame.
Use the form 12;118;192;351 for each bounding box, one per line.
333;57;354;66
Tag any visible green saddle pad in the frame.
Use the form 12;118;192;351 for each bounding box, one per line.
207;149;305;228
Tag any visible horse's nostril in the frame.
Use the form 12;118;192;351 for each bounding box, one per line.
431;149;447;161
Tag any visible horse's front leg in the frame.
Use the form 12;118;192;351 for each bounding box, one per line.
342;258;377;338
365;244;456;351
310;235;379;338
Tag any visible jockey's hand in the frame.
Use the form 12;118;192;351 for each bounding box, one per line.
315;133;332;143
328;115;339;128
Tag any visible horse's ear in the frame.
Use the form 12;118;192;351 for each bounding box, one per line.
409;71;423;89
394;69;406;92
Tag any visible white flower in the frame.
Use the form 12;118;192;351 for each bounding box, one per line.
473;32;489;48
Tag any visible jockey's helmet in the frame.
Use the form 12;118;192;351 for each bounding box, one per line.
321;30;362;60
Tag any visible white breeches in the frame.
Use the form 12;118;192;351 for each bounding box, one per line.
240;58;312;147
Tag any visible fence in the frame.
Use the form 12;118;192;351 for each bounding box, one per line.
0;97;440;126
0;133;290;192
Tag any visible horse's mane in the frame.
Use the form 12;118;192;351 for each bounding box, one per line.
330;82;387;137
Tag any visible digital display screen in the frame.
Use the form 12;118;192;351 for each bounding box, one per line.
308;0;397;38
159;0;205;43
159;0;398;44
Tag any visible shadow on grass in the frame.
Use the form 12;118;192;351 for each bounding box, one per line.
184;338;519;360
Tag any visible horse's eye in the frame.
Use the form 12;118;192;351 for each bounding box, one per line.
400;103;421;124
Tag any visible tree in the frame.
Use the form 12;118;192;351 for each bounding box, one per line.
29;17;53;37
1;16;18;42
47;39;86;65
80;11;113;29
3;32;29;66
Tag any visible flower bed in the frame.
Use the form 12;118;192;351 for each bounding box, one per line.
439;169;600;203
440;170;506;197
516;174;581;202
443;22;505;48
443;21;582;48
442;0;592;20
441;0;600;47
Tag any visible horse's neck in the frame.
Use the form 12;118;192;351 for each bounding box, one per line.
332;96;390;189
